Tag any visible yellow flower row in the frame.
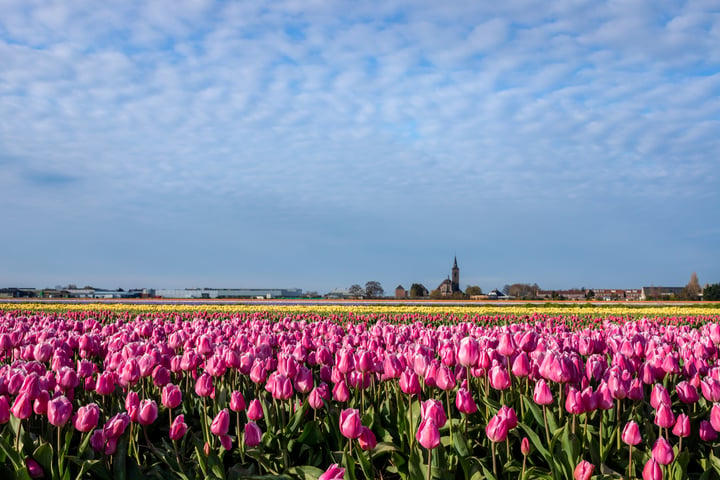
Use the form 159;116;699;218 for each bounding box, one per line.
1;301;719;317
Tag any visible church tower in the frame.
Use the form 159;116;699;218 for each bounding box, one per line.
451;256;460;292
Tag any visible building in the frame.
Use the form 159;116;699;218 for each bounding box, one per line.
640;286;684;301
155;288;303;299
591;289;642;301
436;257;461;297
395;285;407;299
537;289;587;301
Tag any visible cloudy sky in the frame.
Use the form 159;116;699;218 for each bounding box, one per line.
2;0;719;294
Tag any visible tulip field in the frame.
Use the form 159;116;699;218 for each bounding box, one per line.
1;304;720;480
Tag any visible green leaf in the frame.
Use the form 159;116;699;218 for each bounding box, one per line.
32;442;53;478
286;465;325;480
371;442;399;457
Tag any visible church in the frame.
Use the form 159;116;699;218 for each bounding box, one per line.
437;257;461;297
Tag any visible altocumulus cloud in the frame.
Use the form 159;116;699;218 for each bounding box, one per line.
1;0;719;291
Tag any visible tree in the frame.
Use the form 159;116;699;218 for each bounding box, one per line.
679;272;701;300
348;284;364;298
585;289;595;300
505;283;540;300
704;283;720;301
465;285;483;296
364;281;384;299
409;283;428;298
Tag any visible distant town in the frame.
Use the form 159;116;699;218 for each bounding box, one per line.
3;258;718;302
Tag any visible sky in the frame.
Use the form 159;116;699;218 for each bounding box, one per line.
1;0;719;294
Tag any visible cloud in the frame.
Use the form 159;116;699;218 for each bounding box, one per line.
1;0;718;290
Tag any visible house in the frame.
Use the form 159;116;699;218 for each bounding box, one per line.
641;286;685;301
487;289;510;300
395;285;408;299
436;257;462;297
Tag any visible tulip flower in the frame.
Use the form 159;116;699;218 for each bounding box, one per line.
643;458;662;480
415;418;440;449
533;379;553;405
711;403;720;433
169;414;188;440
486;413;509;443
358;426;377;451
244;421;262;447
47;395;73;427
194;373;214;398
161;384;182;409
339;408;362;439
332;380;350;403
137;399;158;426
73;403;100;432
456;387;477;414
673;413;690;438
0;396;10;424
247;399;264;421
25;457;44;479
622;421;641;445
11;392;32;420
421;399;447;427
652;437;674;465
319;463;345;480
211;408;230;436
574;460;594;480
654;403;675;429
230;391;246;412
700;420;718;441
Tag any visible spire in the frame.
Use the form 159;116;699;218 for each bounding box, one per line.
453;256;458;268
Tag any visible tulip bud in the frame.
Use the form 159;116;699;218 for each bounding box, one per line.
521;437;530;455
74;403;100;432
672;413;690;438
642;458;662;480
358;426;377;451
533;379;553;406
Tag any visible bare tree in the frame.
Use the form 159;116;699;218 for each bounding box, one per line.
348;284;364;298
364;281;384;299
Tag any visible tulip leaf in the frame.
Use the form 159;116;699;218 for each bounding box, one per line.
286;465;324;479
33;442;53;476
371;442;399;457
356;448;374;479
287;401;309;435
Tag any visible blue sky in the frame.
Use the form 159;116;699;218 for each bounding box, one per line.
1;0;719;294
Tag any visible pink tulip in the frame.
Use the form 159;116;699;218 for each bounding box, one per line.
421;399;447;427
700;420;718;441
247;399;264;421
211;408;230;436
332;380;350;402
650;384;670;409
95;372;116;396
137;400;158;426
47;395;72;427
533;379;553;406
358;426;377;451
489;364;511;390
25;457;44;479
654;403;675;429
643;458;662;480
573;460;594;480
339;408;362;439
652;437;674;465
676;381;699;404
0;396;10;423
161;384;182;409
456;387;477;414
11;392;32;420
244;421;262;447
673;413;690;438
169;414;188;440
194;373;214;398
486;413;509;443
230;391;246;412
458;337;479;367
319;463;345;480
621;421;641;445
73;403;100;432
521;437;530;455
103;412;131;439
416;417;441;449
399;370;421;395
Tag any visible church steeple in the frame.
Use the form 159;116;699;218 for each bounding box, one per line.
451;256;460;292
